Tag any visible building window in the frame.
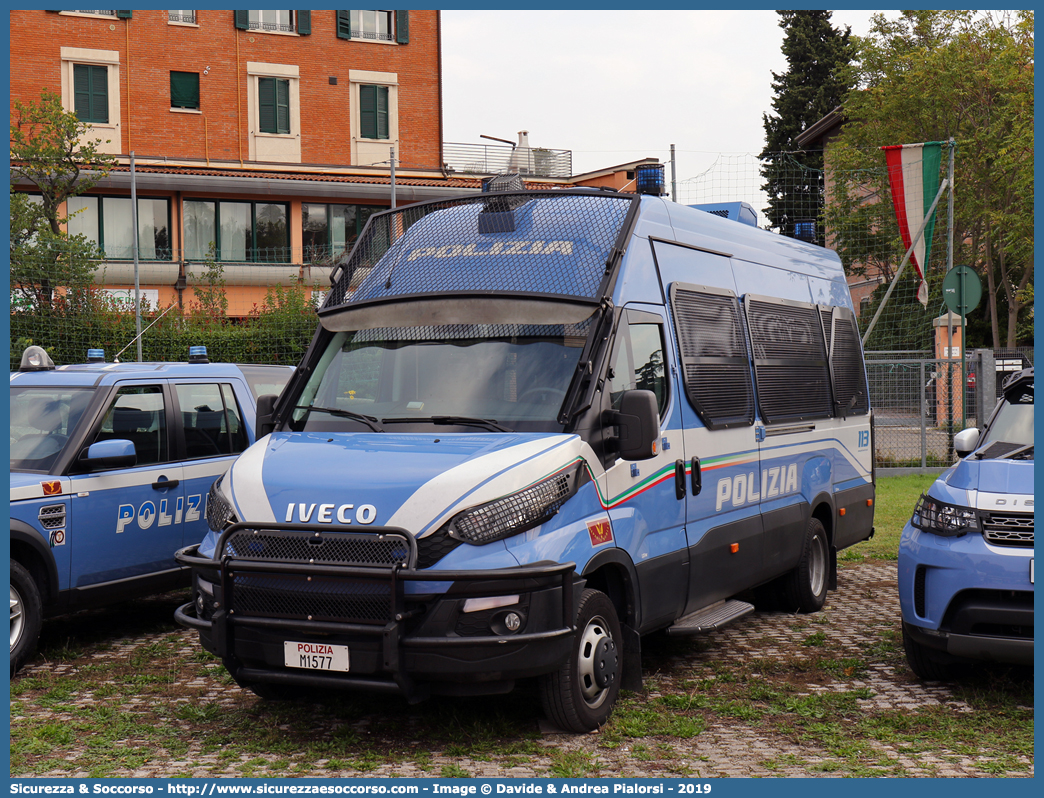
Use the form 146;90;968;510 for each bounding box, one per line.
67;196;171;260
169;10;196;24
249;9;293;32
170;71;200;110
302;203;384;262
69;10;117;17
337;10;408;43
184;200;289;263
358;84;388;140
73;64;109;124
258;77;290;134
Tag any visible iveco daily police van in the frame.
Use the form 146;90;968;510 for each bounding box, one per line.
176;186;875;731
899;367;1033;678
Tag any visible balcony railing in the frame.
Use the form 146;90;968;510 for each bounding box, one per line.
443;142;572;179
168;11;196;24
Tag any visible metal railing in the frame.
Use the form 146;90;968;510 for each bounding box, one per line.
168;11;196;24
443;142;572;179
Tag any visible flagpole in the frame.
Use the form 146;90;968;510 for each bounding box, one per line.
861;177;950;346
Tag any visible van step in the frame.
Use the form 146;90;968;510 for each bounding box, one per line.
665;599;755;636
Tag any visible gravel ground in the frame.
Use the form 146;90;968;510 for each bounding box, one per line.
11;562;1034;779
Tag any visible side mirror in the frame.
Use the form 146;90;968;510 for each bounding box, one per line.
610;389;660;461
954;427;980;458
256;393;279;438
81;439;136;471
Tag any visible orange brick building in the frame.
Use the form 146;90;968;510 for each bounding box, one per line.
9;9;482;315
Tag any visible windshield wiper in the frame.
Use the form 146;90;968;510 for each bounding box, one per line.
301;405;384;432
381;415;513;433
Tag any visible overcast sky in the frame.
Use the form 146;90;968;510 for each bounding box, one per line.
442;9;882;213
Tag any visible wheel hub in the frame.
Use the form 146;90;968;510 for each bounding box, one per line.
593;638;618;690
577;615;616;706
11;586;24;651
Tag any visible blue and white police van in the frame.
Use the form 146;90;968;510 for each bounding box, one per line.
9;346;292;674
175;186;875;731
899;367;1033;678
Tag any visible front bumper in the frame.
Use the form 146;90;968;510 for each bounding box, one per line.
898;522;1033;666
175;522;577;700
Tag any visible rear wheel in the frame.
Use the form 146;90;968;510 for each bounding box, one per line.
782;517;829;613
11;561;43;676
902;624;954;681
540;588;622;733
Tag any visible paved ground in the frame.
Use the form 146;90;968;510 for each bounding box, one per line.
11;562;1033;779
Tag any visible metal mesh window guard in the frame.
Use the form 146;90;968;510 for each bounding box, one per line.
323;192;636;312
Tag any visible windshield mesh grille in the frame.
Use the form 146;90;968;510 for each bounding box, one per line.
323;192;635;308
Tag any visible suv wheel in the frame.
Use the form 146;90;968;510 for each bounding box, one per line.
11;561;43;676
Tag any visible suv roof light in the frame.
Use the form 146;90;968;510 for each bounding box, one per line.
188;346;209;364
19;345;55;372
87;349;105;363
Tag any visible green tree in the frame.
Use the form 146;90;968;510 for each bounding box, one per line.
10;89;116;310
826;11;1033;348
760;10;854;244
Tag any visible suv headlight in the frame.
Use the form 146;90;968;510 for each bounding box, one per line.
911;493;980;537
206;474;236;532
443;462;588;546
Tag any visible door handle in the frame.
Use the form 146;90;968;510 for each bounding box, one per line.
691;457;702;496
674;460;686;500
152;479;180;490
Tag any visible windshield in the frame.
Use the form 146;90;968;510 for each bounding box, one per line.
10;386;96;472
980;383;1033;450
291;320;593;433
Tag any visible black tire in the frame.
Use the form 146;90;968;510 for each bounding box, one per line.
11;560;43;676
540;588;622;733
782;517;830;613
902;624;954;681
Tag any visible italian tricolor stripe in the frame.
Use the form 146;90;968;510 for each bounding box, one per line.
882;142;943;307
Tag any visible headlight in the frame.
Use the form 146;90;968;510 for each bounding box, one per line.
206;473;236;532
443;462;588;546
911;493;980;537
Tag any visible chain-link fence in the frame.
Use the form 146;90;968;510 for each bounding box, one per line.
9;242;321;369
867;348;1033;473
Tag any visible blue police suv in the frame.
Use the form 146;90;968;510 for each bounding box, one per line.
899;367;1033;679
10;346;292;674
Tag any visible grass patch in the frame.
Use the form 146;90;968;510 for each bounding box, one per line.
839;474;937;561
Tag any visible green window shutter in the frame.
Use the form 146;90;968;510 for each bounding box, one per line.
276;79;290;134
234;10;249;30
395;11;409;44
74;64;92;121
170;71;200;109
376;86;389;139
74;64;109;124
116;10;132;19
336;10;351;39
296;10;310;34
359;84;376;139
258;77;276;133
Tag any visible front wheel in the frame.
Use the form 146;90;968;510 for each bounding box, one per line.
540;588;622;733
902;624;954;681
11;561;43;676
782;517;830;613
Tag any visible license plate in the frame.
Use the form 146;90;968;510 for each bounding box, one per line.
283;641;350;672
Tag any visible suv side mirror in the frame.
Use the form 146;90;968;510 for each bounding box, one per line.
954;427;980;458
610;389;660;461
81;439;137;471
256;394;279;438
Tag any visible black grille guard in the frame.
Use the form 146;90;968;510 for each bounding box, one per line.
174;522;577;670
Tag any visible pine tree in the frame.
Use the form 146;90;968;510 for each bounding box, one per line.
760;11;853;244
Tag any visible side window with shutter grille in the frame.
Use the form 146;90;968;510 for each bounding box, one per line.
820;305;869;417
670;284;754;430
745;295;833;424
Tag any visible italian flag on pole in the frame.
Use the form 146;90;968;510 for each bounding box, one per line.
882;142;943;306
